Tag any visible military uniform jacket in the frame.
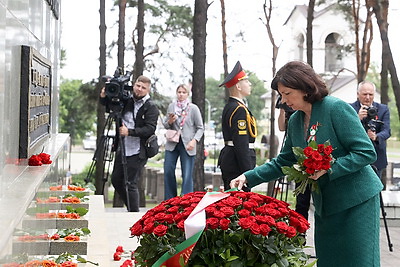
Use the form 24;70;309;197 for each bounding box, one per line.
244;96;383;216
218;97;257;176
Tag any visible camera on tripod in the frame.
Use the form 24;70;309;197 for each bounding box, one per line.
102;67;133;112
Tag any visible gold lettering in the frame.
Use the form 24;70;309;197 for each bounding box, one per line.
29;119;34;132
31;69;37;86
30;95;35;107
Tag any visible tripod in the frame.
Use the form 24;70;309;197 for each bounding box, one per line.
372;166;394;252
86;109;131;211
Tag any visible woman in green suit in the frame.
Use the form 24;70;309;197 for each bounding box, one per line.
231;61;383;266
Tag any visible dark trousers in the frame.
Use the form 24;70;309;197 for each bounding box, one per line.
111;152;147;212
295;183;311;220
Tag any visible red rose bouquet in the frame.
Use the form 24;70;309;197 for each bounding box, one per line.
28;152;52;166
282;140;335;196
130;191;313;267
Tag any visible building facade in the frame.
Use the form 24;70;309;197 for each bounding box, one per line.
0;0;67;261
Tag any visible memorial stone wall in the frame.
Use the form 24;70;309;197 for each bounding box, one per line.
0;0;68;263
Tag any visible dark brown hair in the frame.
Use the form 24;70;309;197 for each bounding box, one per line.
271;61;328;103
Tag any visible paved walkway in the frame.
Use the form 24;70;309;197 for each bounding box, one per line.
85;193;400;267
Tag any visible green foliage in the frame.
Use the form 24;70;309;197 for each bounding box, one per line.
72;163;96;185
145;0;193;38
51;252;98;265
56;227;91;237
65;206;88;217
123;0;194;91
59;79;98;142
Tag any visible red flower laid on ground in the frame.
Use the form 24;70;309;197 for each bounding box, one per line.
28;154;43;166
38;152;52;164
51;233;60;240
64;235;80;242
67;185;86;191
114;252;122;261
120;259;133;267
61;261;78;267
28;152;52;166
50;185;62;191
62;196;81;203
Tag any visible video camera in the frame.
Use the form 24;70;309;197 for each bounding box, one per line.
102;67;133;112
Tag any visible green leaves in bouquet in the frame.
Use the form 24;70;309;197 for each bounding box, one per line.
188;228;311;267
56;227;91;237
66;206;88;216
133;226;186;266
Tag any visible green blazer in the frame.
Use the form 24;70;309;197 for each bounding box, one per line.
245;96;383;216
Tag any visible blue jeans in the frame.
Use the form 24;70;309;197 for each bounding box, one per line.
164;140;195;200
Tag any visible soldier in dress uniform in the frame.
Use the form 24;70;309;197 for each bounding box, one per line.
218;61;257;191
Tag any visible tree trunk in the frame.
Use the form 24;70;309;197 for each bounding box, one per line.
192;0;208;192
359;1;373;82
372;0;389;104
219;0;229;101
118;0;126;69
95;0;107;196
134;0;145;78
306;0;315;67
372;0;400;114
263;0;279;196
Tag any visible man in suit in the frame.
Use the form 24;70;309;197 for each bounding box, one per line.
350;81;391;188
100;75;159;211
218;61;257;191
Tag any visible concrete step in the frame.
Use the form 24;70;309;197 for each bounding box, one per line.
12;238;87;255
22;217;88;229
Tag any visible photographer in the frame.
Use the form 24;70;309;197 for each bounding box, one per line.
350;81;391;188
100;75;159;212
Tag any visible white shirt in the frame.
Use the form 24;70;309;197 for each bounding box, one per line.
122;94;150;156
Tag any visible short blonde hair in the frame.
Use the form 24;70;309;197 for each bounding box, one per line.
176;84;190;94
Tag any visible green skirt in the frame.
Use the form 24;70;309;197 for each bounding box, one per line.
314;194;380;267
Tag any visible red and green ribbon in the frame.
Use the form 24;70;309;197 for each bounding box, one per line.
152;190;233;267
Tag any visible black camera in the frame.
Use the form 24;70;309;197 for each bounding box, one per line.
275;95;295;118
102;67;133;111
362;106;383;132
363;106;378;120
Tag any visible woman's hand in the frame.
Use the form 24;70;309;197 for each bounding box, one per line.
308;170;327;180
186;139;196;151
168;113;177;124
230;174;247;190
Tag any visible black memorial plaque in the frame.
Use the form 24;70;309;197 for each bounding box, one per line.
19;46;52;158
